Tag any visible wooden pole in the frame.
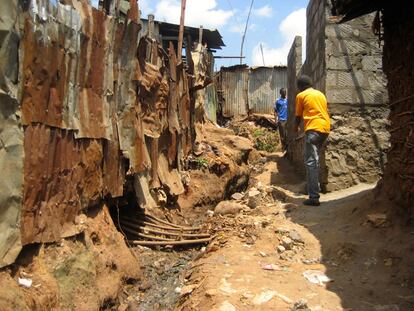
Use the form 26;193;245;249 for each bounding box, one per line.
148;14;155;38
199;25;204;45
177;0;187;62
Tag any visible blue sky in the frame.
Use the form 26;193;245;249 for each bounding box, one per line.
91;0;309;69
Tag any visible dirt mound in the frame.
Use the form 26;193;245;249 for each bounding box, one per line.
0;205;140;311
177;122;253;214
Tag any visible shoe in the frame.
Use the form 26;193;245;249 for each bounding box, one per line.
303;198;320;206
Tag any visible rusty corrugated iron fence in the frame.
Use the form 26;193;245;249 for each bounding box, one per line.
0;0;198;267
248;66;287;114
217;65;287;118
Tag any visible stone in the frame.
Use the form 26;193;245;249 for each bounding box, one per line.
291;299;310;311
277;245;286;253
259;251;268;257
214;201;244;216
253;290;277;305
366;213;391;228
281;236;293;250
248;189;260;196
247;189;261;209
219;301;236;311
276;227;290;235
205;289;218;298
289;230;304;244
231;192;244;200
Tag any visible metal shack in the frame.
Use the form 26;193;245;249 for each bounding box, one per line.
217;65;287;118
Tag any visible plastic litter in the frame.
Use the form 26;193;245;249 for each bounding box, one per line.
302;270;332;286
18;277;32;288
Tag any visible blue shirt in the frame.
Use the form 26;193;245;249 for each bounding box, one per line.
274;98;288;121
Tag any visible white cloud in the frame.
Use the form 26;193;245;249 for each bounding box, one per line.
253;5;273;18
138;0;152;14
252;8;306;66
151;0;233;29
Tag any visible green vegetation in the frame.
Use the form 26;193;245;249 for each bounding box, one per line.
194;157;209;169
253;128;279;152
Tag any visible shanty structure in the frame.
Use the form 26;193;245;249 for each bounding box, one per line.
330;1;414;213
0;0;223;268
140;18;225;52
217;65;287;118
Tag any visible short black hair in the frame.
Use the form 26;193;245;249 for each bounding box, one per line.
297;75;313;91
280;88;286;95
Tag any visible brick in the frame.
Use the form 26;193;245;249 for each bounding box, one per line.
327;55;353;70
326;88;355;105
326;70;368;88
361;56;382;71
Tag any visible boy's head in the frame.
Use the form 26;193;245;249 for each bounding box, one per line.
296;75;313;91
280;88;287;98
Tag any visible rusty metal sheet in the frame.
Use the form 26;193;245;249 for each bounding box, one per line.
248;66;287;114
22;1;113;139
0;0;198;265
103;122;125;197
21;124;104;244
157;153;184;196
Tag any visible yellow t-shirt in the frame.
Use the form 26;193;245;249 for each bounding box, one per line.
295;88;330;133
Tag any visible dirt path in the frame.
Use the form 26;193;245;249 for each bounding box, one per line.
175;153;414;311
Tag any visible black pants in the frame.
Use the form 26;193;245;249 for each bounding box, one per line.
278;120;287;150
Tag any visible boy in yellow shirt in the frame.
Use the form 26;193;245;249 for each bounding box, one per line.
294;75;330;206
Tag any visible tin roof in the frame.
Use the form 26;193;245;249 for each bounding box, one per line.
141;18;225;50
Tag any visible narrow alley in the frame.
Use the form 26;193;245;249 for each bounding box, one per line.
0;1;413;311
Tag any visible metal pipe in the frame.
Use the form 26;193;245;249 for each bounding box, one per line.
121;223;175;241
144;213;201;231
120;219;210;238
129;238;211;246
120;217;190;232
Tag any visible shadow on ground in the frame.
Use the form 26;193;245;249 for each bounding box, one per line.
271;154;414;311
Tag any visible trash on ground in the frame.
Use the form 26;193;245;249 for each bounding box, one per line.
253;290;277;305
302;270;332;286
261;263;283;271
18;277;33;288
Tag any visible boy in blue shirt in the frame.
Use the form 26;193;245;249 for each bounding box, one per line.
274;88;288;151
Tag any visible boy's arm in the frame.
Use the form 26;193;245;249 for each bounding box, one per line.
274;102;279;122
294;95;303;133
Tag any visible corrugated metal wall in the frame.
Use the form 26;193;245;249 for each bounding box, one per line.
218;66;287;118
248;67;287;114
220;66;249;117
205;84;218;123
0;0;198;267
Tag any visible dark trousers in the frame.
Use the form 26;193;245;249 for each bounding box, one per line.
304;130;328;199
278;120;287;151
